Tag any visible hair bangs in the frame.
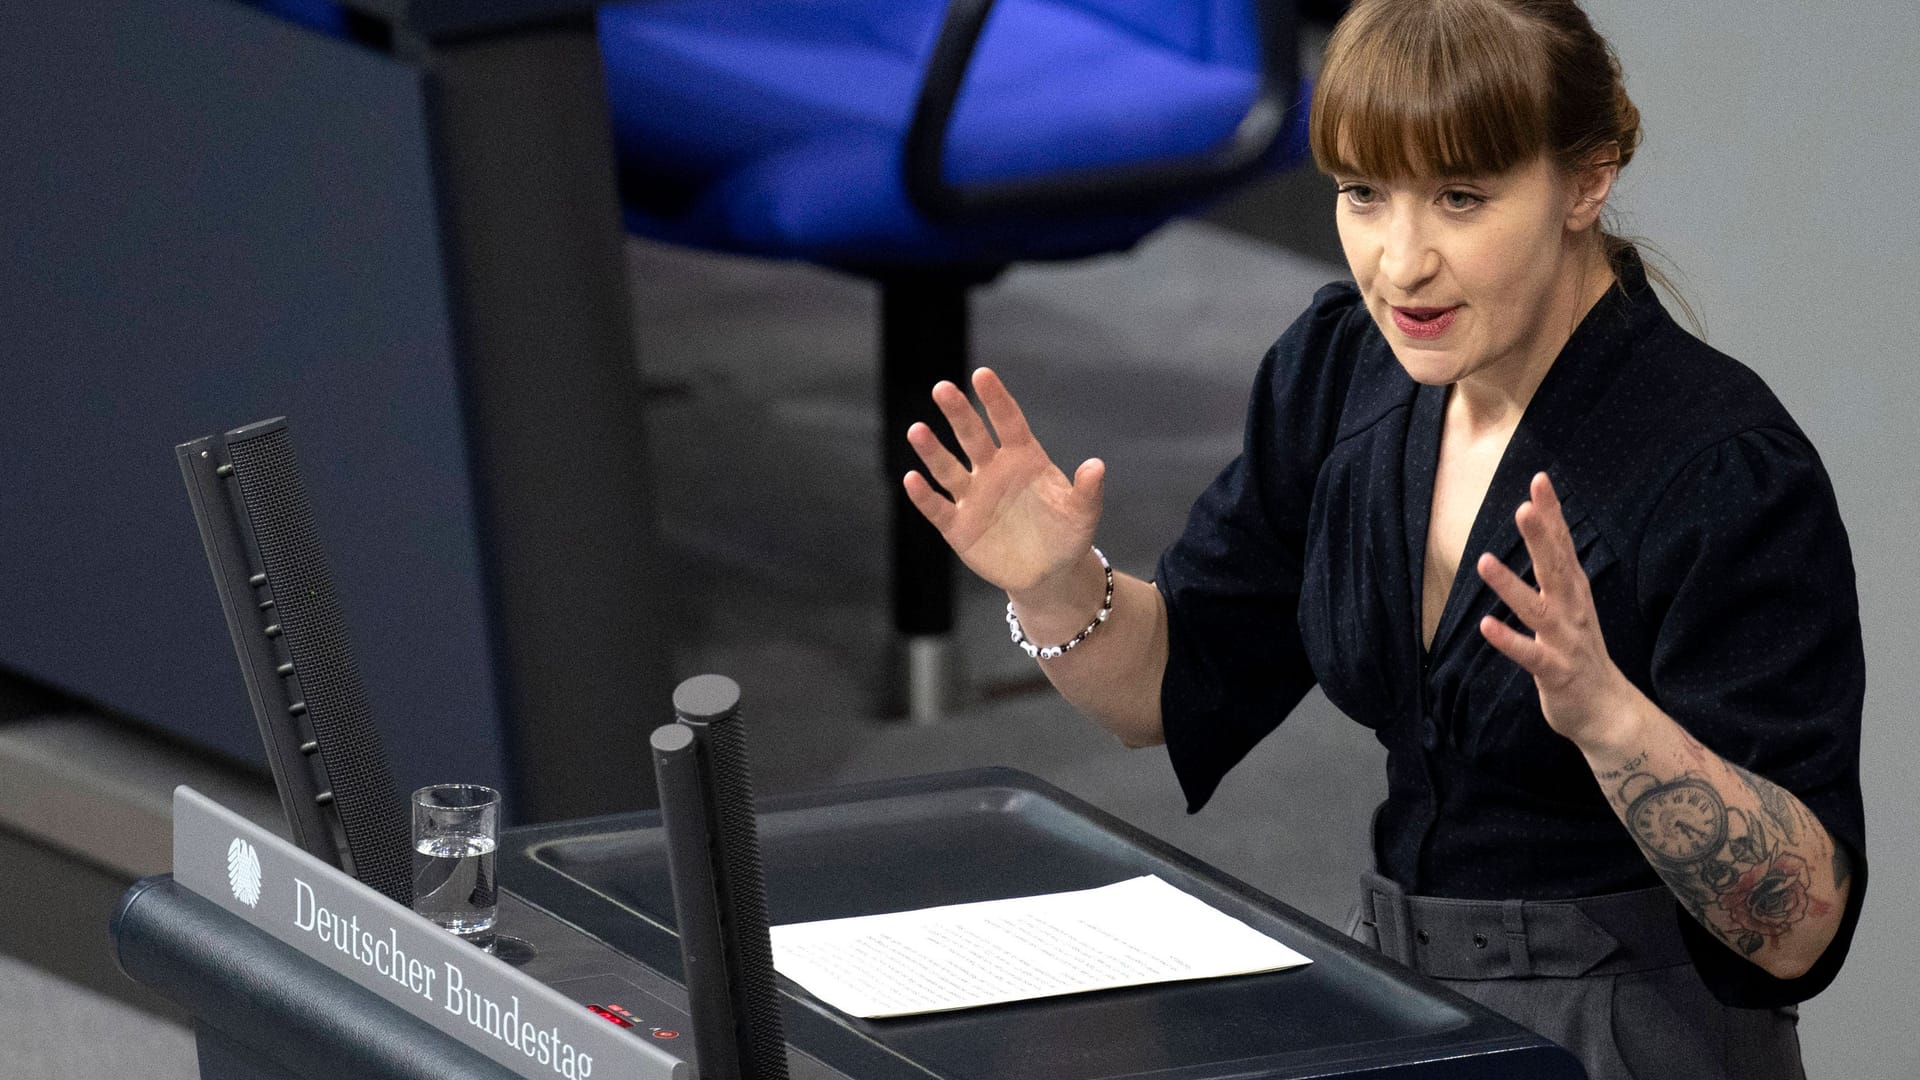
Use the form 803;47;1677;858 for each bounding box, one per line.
1310;0;1554;182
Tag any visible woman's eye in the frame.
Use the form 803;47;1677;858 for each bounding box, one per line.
1441;190;1486;211
1338;183;1379;207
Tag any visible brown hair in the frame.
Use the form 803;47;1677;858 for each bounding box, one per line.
1309;0;1650;277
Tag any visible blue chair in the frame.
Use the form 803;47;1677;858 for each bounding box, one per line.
249;0;1311;719
599;0;1310;719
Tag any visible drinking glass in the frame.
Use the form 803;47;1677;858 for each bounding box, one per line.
411;784;499;950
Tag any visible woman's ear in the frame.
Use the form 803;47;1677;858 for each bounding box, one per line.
1566;145;1620;233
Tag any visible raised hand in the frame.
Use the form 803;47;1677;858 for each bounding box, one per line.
1475;471;1636;749
902;368;1105;597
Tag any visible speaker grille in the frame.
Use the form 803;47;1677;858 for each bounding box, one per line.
706;712;786;1079
227;426;412;907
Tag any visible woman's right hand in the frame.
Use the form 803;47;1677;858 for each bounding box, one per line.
902;368;1105;598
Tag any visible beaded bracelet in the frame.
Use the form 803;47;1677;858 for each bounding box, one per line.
1005;547;1114;660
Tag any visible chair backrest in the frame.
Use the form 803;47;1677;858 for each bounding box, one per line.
1062;0;1261;66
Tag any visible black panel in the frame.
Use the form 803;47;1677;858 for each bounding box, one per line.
3;0;677;825
0;0;506;797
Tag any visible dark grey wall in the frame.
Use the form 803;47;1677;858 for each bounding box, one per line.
0;0;509;796
1584;2;1920;1075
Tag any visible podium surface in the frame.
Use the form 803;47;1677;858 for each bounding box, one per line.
118;769;1584;1079
502;768;1582;1080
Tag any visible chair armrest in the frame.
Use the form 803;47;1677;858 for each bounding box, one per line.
903;0;1301;219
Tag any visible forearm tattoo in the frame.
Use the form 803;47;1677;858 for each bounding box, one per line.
1606;750;1845;960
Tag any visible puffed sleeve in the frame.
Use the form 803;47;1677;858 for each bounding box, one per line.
1155;283;1365;813
1637;426;1867;1007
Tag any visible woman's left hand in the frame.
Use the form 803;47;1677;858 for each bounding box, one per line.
1476;472;1642;751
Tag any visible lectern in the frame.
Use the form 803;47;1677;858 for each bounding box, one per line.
115;770;1584;1080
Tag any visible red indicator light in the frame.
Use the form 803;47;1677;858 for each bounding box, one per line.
652;1030;680;1040
587;1005;633;1028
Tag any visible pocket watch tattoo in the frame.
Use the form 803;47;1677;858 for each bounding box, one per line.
1615;765;1832;959
1623;776;1727;866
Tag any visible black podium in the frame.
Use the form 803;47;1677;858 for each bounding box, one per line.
115;768;1583;1080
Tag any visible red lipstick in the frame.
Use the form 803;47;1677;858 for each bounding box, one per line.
1391;305;1458;339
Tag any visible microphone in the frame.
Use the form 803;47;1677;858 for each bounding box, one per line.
651;674;788;1080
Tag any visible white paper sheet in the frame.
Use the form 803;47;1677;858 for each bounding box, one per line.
768;875;1311;1018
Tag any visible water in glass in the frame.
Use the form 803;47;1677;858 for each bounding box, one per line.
412;832;497;948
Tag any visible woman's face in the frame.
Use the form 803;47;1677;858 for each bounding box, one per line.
1333;153;1606;389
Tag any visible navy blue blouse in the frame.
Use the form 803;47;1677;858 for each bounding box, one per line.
1156;259;1866;1006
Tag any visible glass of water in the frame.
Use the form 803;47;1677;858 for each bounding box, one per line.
411;784;499;950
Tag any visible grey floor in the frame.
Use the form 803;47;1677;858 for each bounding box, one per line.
5;220;1388;1078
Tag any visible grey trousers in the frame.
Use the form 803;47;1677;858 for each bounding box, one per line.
1345;870;1805;1080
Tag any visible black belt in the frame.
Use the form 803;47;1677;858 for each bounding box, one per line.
1356;869;1693;979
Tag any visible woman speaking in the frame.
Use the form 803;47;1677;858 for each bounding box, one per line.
901;1;1866;1077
